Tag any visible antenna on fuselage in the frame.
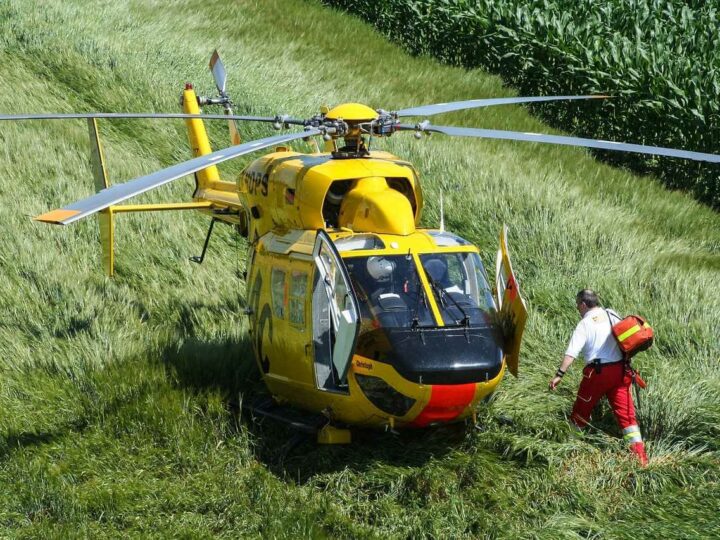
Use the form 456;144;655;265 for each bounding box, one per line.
439;191;445;232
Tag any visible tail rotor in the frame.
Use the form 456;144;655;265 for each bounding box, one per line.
209;49;242;145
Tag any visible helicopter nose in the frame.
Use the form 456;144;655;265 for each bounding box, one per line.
411;383;476;427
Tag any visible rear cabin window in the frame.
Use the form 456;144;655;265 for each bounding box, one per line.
288;271;307;326
271;268;286;318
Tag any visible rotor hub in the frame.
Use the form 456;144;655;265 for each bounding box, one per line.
324;103;378;122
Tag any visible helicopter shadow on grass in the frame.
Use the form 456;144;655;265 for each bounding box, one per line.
1;351;181;460
160;334;465;483
161;336;257;394
257;421;470;485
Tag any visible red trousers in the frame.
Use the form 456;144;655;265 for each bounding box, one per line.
570;362;647;465
571;362;637;430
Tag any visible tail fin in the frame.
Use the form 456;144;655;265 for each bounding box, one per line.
84;116;214;276
87;118;115;276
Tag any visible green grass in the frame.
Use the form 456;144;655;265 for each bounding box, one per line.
0;0;718;537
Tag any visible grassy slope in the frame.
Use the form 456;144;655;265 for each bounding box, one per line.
0;0;718;537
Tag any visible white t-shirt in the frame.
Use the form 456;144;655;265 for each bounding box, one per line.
565;307;623;364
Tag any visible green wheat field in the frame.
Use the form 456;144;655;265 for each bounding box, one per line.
0;0;718;537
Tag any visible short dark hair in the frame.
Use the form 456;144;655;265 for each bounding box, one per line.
576;289;599;308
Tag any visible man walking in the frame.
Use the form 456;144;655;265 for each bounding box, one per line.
549;289;648;466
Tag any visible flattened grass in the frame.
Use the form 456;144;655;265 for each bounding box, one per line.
0;0;718;537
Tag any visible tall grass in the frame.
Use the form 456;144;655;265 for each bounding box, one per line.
0;0;718;537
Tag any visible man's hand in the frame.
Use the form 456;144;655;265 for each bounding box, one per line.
549;376;563;390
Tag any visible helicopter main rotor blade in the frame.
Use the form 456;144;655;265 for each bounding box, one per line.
0;112;280;122
36;129;322;225
395;95;609;118
397;123;720;164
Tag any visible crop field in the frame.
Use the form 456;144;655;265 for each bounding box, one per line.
0;0;719;538
325;0;720;209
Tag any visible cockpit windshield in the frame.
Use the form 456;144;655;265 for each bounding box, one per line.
343;250;496;330
419;252;496;326
344;255;434;329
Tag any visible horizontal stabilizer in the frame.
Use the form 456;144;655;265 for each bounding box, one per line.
36;129;321;225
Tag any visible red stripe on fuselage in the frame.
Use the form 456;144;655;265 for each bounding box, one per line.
412;383;476;427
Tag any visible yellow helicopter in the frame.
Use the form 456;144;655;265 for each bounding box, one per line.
3;51;718;444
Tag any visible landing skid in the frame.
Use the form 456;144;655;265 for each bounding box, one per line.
242;397;352;444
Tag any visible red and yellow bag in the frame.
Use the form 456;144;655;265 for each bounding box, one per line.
606;310;654;359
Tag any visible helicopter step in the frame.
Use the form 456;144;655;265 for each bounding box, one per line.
242;397;351;444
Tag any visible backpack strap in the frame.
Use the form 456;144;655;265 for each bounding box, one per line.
604;308;628;363
604;308;618;328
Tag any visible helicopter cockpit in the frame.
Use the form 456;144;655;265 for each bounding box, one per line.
337;231;497;331
342;251;497;330
322;230;505;388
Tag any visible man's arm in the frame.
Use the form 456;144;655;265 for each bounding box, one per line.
549;355;576;390
550;318;586;390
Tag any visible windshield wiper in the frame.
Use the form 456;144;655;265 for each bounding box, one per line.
429;278;471;327
411;278;424;329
